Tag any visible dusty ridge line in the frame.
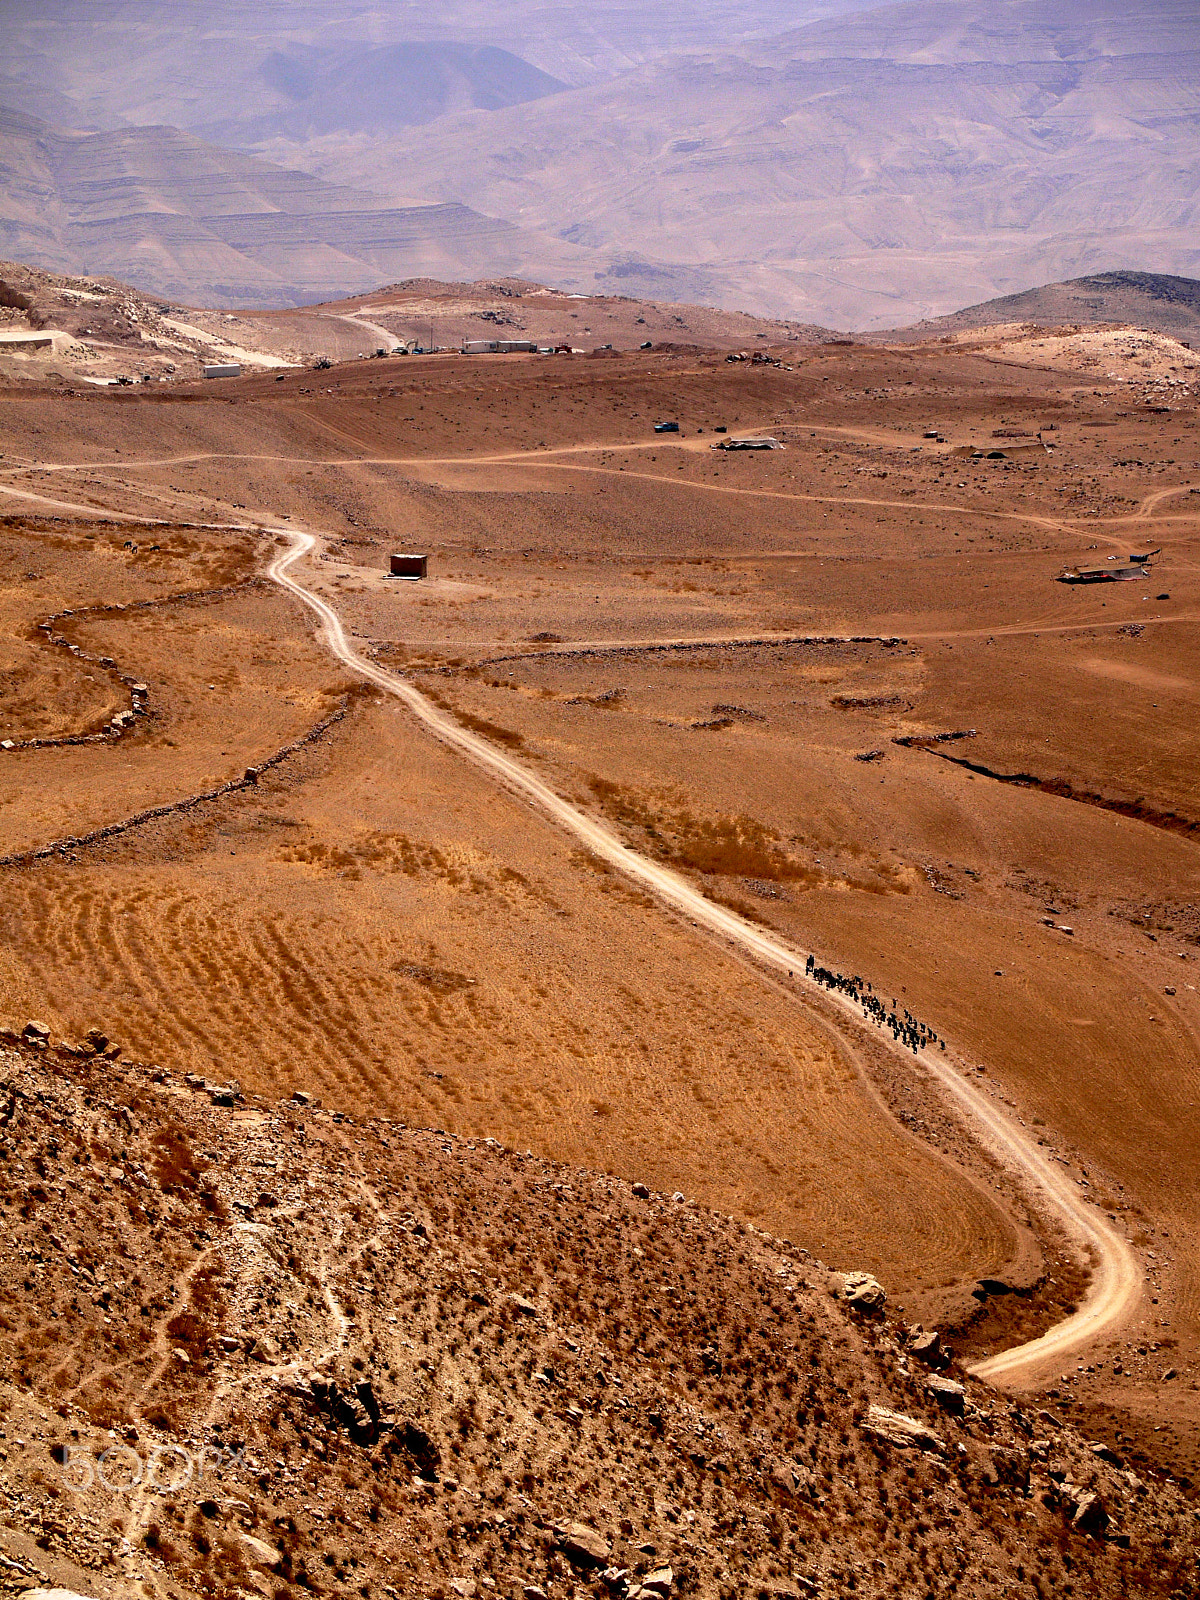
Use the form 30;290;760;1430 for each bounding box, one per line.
10;452;1199;538
268;525;1140;1388
0;479;253;532
0;699;349;870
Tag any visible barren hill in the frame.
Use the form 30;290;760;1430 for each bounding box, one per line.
0;0;874;129
3;0;1197;325
886;272;1200;345
0;261;829;388
300;0;1200;327
0;106;602;310
196;42;571;145
2;1036;1197;1600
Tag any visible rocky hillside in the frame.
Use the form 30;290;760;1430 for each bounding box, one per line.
887;272;1200;346
0;260;822;388
1;1030;1197;1600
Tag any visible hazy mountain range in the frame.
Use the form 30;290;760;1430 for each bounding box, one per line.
1;0;1196;324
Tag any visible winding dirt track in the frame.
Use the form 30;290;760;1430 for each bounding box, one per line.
267;525;1142;1388
0;460;1150;1384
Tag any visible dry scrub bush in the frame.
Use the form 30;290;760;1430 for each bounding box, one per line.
452;709;526;749
586;778;814;883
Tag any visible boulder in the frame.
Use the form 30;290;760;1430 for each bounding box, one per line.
925;1376;966;1415
240;1533;281;1566
908;1326;946;1367
642;1567;674;1595
554;1519;610;1565
1072;1491;1109;1536
399;1421;440;1475
991;1446;1030;1490
632;1182;650;1199
863;1404;944;1453
509;1294;539;1317
841;1272;886;1314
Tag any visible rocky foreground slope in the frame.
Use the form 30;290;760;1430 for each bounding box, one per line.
0;1032;1197;1600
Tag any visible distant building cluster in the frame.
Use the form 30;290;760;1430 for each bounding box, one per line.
461;338;539;354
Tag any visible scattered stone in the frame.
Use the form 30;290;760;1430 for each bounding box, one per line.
240;1533;281;1566
19;1591;103;1600
841;1271;886;1314
907;1326;946;1366
1071;1491;1110;1536
863;1404;944;1453
554;1519;610;1565
642;1566;674;1594
509;1294;539;1317
990;1446;1031;1490
925;1376;966;1415
632;1182;650;1199
23;1021;50;1042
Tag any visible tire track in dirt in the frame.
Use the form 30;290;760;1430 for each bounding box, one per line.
270;522;1143;1389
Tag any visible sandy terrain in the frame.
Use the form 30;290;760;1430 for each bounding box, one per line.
2;319;1200;1501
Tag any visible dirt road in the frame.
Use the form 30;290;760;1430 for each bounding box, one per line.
268;524;1142;1389
338;312;402;352
0;461;1146;1387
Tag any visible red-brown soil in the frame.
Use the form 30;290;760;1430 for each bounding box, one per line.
2;1040;1197;1600
1;318;1199;1548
